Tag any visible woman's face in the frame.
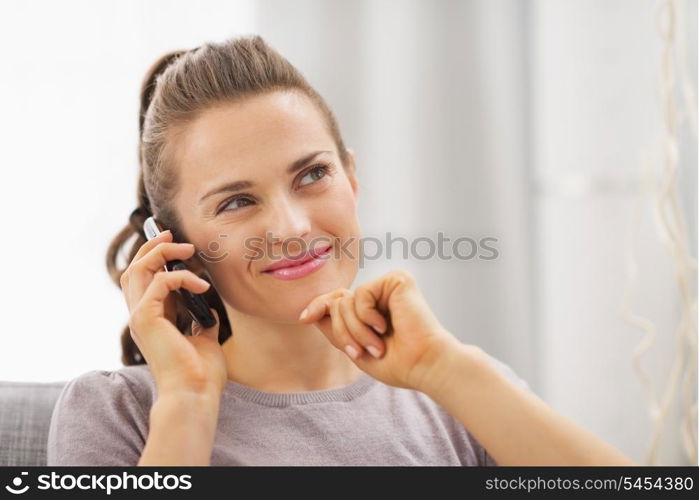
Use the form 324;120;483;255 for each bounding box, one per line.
171;90;361;322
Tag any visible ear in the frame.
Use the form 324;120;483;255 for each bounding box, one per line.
345;147;359;201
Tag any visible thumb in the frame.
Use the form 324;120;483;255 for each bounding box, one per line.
191;309;220;341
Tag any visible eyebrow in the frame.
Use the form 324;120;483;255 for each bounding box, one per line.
198;150;333;205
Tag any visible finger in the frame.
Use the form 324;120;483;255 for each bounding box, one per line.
353;284;389;334
132;229;173;263
300;297;329;323
131;269;210;348
352;270;415;331
139;269;210;310
338;295;385;358
329;295;364;361
299;288;349;322
127;242;197;306
120;229;173;293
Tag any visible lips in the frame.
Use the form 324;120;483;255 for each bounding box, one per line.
262;244;332;273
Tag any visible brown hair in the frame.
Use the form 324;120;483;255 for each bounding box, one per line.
106;35;350;365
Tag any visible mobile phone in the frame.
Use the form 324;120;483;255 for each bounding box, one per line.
143;216;217;330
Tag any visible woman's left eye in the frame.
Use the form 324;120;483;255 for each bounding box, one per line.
298;164;331;187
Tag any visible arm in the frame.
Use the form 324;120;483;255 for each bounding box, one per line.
417;341;637;466
298;270;636;466
138;391;220;466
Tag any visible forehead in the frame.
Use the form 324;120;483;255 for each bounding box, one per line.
173;90;334;187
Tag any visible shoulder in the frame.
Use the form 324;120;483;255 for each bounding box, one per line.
47;364;156;466
54;364;157;415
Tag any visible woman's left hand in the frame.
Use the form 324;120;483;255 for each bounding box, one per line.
298;269;462;391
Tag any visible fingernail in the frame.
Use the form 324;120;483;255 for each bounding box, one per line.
367;345;381;358
372;324;385;334
344;345;359;360
299;308;309;321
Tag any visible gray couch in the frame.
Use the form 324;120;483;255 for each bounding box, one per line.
0;380;66;466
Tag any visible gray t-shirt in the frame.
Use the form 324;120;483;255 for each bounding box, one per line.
46;354;531;466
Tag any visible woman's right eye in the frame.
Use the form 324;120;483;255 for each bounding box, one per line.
217;195;255;214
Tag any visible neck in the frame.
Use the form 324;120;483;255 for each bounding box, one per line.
221;306;364;393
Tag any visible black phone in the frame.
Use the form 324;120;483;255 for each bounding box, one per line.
143;216;217;330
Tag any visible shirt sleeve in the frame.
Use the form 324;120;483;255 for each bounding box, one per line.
46;370;149;466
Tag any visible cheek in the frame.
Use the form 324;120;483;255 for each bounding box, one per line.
318;180;358;223
200;235;263;311
319;185;361;266
193;228;238;262
196;230;254;280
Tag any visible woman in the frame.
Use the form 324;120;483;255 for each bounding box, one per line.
47;35;635;466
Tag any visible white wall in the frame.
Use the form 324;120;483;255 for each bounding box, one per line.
0;0;257;381
531;0;697;465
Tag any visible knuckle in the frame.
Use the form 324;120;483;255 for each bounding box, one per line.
162;241;184;252
354;285;370;302
333;288;352;299
154;269;181;282
339;295;354;312
352;303;369;321
157;269;196;288
130;259;150;277
393;269;414;283
165;241;194;254
152;271;167;283
330;296;344;311
179;269;198;283
156;272;181;290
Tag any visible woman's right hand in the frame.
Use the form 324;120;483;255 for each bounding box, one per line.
119;229;228;399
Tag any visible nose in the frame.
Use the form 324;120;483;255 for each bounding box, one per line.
265;195;312;254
